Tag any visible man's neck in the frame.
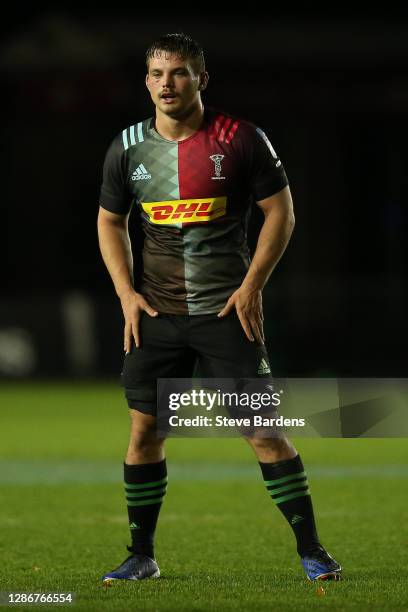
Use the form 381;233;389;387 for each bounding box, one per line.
155;102;205;142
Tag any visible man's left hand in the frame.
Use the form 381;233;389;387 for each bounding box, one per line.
217;287;264;343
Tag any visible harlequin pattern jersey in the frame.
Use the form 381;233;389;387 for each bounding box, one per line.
99;107;288;314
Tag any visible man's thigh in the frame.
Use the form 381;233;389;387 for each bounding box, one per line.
189;312;273;378
122;314;195;415
189;313;276;426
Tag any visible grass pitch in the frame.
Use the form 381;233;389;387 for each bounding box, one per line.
0;382;407;611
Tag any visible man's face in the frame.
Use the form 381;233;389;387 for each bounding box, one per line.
146;52;206;118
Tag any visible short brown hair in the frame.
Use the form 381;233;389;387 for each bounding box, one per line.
146;32;206;74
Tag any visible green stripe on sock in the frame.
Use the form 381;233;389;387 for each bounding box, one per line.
272;489;310;504
126;486;167;499
125;476;168;490
267;479;308;496
127;496;165;507
264;471;306;488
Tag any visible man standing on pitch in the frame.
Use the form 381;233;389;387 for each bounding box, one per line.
98;33;341;583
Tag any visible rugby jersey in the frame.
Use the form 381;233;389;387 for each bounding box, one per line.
99;107;288;314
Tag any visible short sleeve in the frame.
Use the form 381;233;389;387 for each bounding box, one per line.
248;127;289;201
99;136;131;214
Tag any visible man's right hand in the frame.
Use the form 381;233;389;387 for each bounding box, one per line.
119;290;158;352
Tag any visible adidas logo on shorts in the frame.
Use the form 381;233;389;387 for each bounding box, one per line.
257;358;271;375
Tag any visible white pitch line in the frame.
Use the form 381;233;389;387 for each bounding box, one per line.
0;461;406;485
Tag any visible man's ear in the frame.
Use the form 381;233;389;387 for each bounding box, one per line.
199;71;209;91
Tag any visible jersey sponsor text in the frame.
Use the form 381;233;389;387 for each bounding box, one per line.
141;197;227;224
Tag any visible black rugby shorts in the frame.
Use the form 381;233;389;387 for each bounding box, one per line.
121;312;273;415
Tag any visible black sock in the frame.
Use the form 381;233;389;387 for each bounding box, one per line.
124;459;167;559
259;454;320;556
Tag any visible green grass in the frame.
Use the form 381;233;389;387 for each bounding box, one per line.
1;382;407;611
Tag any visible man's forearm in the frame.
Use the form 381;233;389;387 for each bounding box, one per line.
242;207;295;292
97;214;134;298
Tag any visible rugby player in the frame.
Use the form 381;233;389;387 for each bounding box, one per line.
97;33;341;583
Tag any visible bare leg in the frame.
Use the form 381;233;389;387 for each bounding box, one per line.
244;433;297;463
125;409;166;464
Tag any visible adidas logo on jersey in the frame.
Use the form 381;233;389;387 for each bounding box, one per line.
132;164;151;181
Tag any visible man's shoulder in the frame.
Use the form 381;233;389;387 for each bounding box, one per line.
205;107;259;142
110;117;154;153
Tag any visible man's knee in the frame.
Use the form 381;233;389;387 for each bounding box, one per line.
245;435;296;462
127;409;165;457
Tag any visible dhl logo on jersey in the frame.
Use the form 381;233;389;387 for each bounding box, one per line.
141;197;227;225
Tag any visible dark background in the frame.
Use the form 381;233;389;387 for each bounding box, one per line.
2;9;407;379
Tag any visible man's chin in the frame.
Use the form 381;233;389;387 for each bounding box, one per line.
159;102;183;117
157;98;198;118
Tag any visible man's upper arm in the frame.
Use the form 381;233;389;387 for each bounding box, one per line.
256;185;295;222
98;206;129;225
99;135;132;215
247;126;289;202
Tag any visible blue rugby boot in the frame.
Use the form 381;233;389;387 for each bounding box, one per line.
102;548;160;583
301;545;341;581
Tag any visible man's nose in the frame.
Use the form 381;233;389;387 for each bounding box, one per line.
162;74;174;88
